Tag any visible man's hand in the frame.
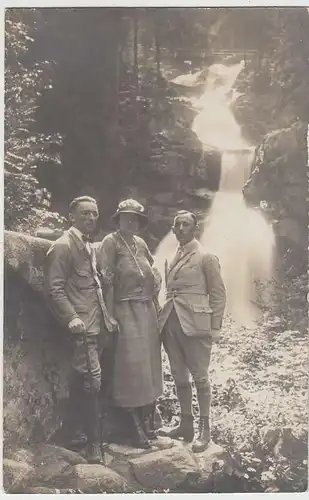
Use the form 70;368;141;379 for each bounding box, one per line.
153;296;162;316
68;317;86;334
211;329;222;342
109;316;119;333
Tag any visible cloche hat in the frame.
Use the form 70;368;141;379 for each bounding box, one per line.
112;199;148;225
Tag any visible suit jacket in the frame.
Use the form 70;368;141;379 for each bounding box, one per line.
44;227;103;334
159;238;226;336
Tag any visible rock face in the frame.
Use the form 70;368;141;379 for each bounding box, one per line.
242;119;307;272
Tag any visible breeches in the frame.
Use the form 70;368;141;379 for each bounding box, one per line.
70;333;106;393
163;307;212;389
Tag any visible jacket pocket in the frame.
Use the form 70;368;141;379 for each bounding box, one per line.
74;269;90;278
190;304;212;334
191;304;212;314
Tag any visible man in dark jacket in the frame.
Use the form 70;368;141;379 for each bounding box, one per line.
45;196;116;464
159;210;226;452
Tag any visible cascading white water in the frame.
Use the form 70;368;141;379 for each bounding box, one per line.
154;61;275;327
200;150;275;327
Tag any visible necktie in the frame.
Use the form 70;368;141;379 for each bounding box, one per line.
169;246;184;272
177;247;184;258
82;234;93;244
82;234;94;257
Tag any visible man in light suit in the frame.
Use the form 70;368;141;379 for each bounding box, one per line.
45;196;116;464
159;210;226;452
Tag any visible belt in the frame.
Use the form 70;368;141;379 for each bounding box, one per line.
166;291;209;298
116;297;152;302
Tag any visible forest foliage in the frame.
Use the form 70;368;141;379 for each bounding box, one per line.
4;9;64;232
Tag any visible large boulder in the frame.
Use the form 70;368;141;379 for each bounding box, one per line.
4;231;72;451
4;443;128;493
129;441;200;491
4;230;52;292
3;458;35;493
31;444;87;467
58;464;128;493
24;486;63;494
27;461;74;489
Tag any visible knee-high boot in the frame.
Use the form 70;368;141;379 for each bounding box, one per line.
83;390;104;464
192;384;211;452
141;402;158;440
62;373;87;449
159;384;194;442
127;408;151;449
192;416;211;453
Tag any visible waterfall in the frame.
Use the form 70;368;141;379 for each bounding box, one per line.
154;61;275;327
200;151;275;327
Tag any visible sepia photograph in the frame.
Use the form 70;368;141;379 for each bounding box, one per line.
3;5;308;494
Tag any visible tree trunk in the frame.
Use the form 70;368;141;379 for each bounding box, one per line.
154;12;161;84
133;10;139;89
111;41;121;142
132;10;140;134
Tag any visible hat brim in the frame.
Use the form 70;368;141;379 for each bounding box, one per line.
112;209;148;226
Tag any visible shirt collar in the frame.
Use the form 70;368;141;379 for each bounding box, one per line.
70;226;87;242
178;238;196;253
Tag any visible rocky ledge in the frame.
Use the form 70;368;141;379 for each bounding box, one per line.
3;438;237;493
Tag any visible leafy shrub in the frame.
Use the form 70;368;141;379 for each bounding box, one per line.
5;9;63;234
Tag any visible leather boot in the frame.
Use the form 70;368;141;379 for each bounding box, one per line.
159;414;194;442
142;404;158;440
83;391;104;464
128;408;151;449
62;374;87;450
87;442;104;465
192;416;211;453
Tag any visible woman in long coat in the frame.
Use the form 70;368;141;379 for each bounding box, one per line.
97;199;163;449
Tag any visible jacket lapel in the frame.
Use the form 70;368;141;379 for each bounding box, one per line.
169;250;196;281
167;239;199;282
167;250;182;275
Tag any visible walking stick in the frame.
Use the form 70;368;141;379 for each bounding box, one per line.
105;329;118;404
82;333;95;392
100;327;118;444
81;333;106;462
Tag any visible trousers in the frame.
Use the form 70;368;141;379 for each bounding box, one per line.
162;307;212;389
70;333;107;392
65;332;110;446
